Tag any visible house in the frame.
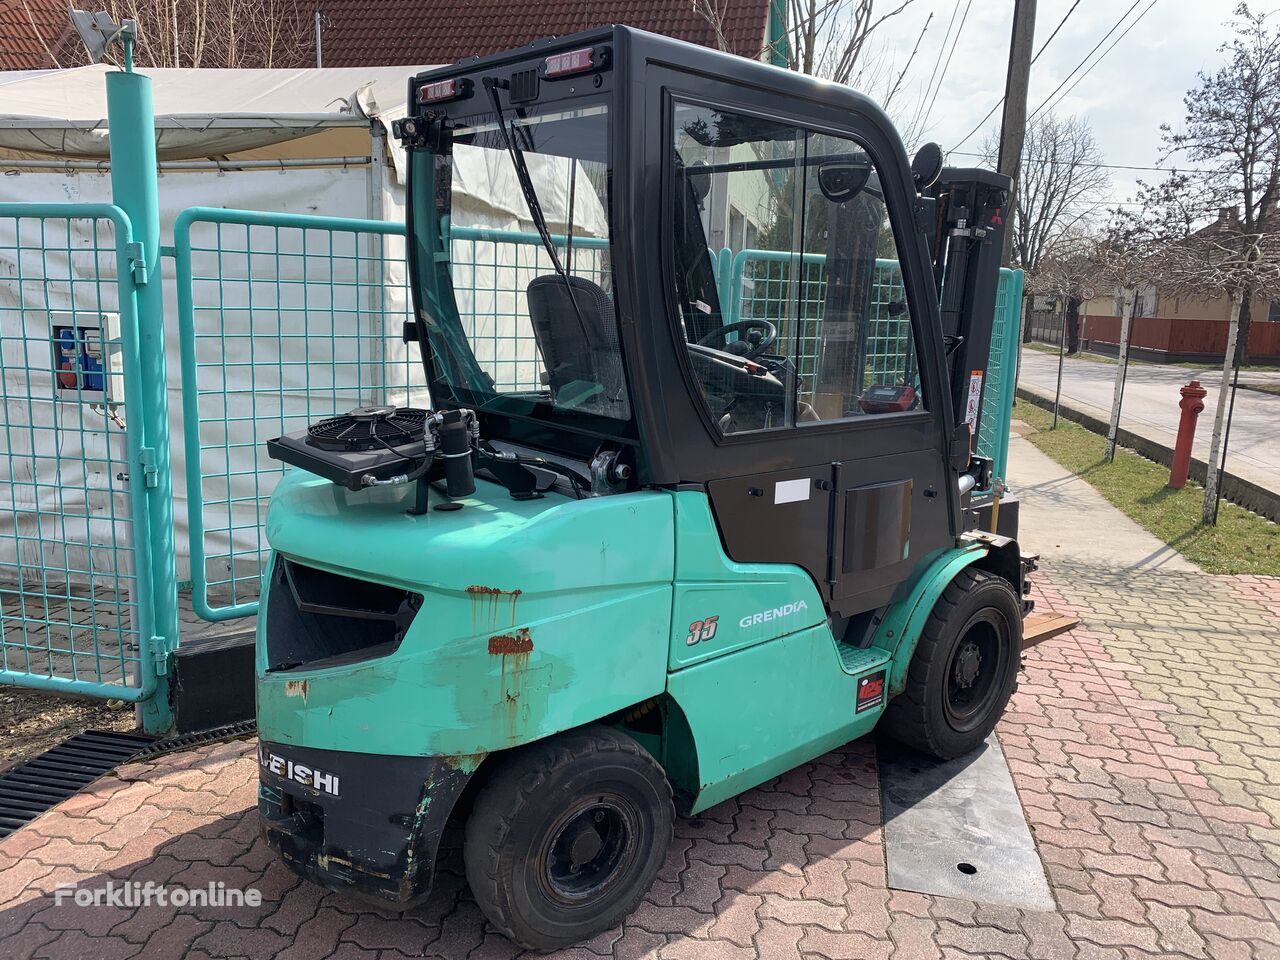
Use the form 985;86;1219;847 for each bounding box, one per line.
0;0;82;70
312;0;786;67
1030;207;1280;363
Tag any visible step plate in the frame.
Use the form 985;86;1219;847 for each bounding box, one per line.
879;733;1055;911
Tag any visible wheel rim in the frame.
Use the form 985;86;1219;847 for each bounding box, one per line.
539;795;638;905
943;612;1008;733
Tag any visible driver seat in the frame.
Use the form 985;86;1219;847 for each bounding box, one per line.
527;275;626;409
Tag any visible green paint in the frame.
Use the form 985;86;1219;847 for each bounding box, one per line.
258;481;987;813
869;543;988;696
667;624;889;812
106;69;179;733
257;473;675;756
668;492;823;670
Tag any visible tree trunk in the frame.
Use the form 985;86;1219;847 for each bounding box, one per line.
1203;288;1243;524
1065;296;1081;354
1105;288;1136;464
1234;287;1253;366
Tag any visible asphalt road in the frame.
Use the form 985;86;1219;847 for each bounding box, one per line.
1016;349;1280;495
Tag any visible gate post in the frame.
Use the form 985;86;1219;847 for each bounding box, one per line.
107;57;179;733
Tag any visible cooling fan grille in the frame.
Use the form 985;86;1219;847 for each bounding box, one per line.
306;406;429;452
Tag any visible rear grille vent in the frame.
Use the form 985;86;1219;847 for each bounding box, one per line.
510;68;540;102
265;558;422;672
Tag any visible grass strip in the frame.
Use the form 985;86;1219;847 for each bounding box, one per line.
1016;401;1279;575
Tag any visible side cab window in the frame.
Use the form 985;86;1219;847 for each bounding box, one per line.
670;101;924;436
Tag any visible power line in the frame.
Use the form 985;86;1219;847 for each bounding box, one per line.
949;0;1085;153
1025;0;1143;123
1030;0;1163;121
911;0;963;137
920;0;975;133
948;149;1219;175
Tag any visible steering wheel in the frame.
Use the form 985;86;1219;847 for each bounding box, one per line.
696;319;778;361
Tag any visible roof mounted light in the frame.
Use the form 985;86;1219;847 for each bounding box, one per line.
418;78;470;104
545;46;604;78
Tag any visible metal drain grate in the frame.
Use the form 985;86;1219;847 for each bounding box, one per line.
0;730;156;839
137;719;257;758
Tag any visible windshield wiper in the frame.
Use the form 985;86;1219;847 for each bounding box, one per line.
482;76;590;339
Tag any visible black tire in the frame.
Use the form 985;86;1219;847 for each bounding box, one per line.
882;568;1022;760
463;725;674;951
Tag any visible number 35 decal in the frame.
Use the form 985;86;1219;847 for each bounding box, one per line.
685;616;719;646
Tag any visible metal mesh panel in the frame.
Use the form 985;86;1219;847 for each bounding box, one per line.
177;213;419;619
730;251;913;400
0;212;144;691
177;214;608;620
974;268;1023;486
448;228;610;391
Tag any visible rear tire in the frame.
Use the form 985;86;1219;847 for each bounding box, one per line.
463;725;674;951
882;568;1022;760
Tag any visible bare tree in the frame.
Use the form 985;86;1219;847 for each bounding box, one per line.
1136;2;1280;364
1080;224;1161;463
58;0;311;68
1146;227;1280;520
983;113;1110;277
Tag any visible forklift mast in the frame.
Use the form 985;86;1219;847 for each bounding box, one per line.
926;168;1011;457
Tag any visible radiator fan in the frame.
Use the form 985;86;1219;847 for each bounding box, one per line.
307;406;429;452
268;405;433;491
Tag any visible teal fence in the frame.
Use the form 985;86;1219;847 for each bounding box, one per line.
175;212;609;620
0;203;166;701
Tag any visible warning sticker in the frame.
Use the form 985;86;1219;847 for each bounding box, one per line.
856;670;887;713
964;370;984;433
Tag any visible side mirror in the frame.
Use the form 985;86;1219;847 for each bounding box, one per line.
686;161;712;202
911;142;944;192
817;159;872;204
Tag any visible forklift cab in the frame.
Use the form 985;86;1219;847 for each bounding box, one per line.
399;26;1004;621
259;26;1025;951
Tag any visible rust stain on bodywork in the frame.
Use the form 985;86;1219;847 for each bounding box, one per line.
466;585;523;629
284;679;309;701
488;628;534;655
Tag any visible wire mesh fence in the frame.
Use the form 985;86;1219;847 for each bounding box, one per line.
0;207;149;694
175;212;609;619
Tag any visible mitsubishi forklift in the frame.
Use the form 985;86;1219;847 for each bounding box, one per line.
256;26;1033;950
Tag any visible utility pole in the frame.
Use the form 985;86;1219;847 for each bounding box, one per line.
315;10;324;68
997;0;1036;267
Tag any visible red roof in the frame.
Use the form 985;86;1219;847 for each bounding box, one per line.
316;0;776;66
0;0;82;70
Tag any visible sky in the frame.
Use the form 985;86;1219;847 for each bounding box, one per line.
866;0;1280;206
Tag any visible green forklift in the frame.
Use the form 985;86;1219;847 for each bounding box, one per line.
257;26;1034;951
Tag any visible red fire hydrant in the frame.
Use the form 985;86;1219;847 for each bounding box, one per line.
1169;380;1207;489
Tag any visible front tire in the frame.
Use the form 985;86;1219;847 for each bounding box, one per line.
464;725;674;951
882;567;1022;759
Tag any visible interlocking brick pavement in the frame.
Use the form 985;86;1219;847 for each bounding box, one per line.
2;562;1278;959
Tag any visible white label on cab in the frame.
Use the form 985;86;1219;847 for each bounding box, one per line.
774;478;811;505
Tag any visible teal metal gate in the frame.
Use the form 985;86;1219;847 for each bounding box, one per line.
0;203;166;701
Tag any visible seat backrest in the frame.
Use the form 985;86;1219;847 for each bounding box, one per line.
526;275;625;406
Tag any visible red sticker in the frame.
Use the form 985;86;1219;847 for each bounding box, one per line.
856;670;886;713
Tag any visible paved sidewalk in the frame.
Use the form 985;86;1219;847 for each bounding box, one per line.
1;438;1278;959
1017;350;1280;496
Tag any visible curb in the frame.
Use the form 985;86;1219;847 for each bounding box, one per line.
1015;385;1280;523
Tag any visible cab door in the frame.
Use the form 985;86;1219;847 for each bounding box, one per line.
652;90;953;619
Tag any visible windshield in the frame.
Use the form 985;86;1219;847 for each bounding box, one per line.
409;99;631;436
